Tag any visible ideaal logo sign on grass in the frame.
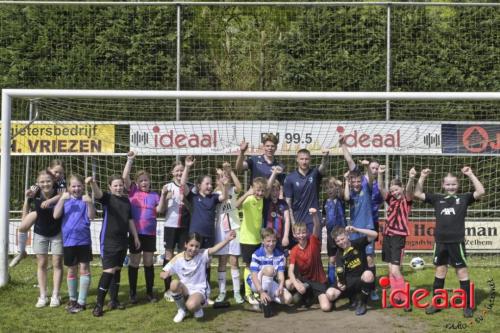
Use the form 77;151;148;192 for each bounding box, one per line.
375;220;500;251
442;124;500;154
0;123;115;154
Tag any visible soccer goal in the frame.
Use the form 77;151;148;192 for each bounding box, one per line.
1;89;500;286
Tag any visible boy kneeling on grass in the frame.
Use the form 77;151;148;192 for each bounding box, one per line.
286;208;335;312
326;225;378;316
248;228;292;317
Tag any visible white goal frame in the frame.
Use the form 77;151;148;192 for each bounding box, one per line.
2;88;500;286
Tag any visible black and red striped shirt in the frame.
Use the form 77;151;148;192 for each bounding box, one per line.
384;193;412;236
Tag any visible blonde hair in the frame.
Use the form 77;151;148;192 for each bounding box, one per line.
252;177;267;190
68;174;84;185
135;170;151;182
292;222;307;233
324;176;342;187
271;179;281;190
261;227;277;240
50;159;64;169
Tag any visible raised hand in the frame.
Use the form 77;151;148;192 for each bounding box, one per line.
378;165;386;175
272;165;283;175
461;166;474;177
345;225;356;234
420;168;431;177
409;167;417;178
184;155;195;167
239;140;249;153
127;151;136;160
85;176;95;185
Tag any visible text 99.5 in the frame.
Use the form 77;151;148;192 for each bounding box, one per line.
285;133;312;144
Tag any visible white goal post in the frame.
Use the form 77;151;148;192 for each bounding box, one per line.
2;88;500;287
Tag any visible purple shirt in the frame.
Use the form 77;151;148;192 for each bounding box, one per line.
62;197;92;247
129;183;160;236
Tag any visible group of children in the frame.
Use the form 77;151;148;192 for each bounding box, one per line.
13;133;485;322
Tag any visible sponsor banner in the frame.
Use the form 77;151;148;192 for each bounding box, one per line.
442;124;500;154
1;123;115;154
375;220;500;251
130;121;441;155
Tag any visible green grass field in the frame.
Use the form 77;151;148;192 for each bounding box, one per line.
1;255;498;333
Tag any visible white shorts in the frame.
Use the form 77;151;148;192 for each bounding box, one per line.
214;223;241;256
187;287;210;304
248;268;282;304
33;232;63;255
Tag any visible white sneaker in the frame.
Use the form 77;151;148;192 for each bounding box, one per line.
50;296;61;307
207;298;214;305
215;292;226;303
247;294;259;305
9;251;27;268
173;308;187;323
35;297;48;308
164;290;174;302
194;308;204;319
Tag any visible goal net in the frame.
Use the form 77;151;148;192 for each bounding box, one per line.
2;91;500;286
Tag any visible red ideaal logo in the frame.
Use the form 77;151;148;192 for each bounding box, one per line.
336;126;400;148
378;276;475;309
152;126;218;148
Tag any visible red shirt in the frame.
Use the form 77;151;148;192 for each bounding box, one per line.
384;193;412;236
289;234;327;284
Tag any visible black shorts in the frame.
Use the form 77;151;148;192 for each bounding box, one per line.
129;234;156;253
293;265;327;301
373;220;380;242
338;276;363;299
163;227;188;252
102;248;128;270
302;280;328;302
382;235;406;265
240;243;260;266
326;232;338;257
433;242;467;268
63;245;92;267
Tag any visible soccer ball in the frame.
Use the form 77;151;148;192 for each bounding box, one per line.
410;257;425;270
